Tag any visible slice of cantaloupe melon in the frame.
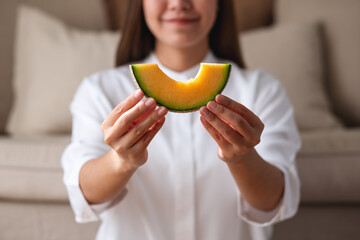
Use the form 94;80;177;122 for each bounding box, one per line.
130;63;231;112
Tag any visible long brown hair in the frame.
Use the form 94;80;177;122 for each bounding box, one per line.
116;0;245;68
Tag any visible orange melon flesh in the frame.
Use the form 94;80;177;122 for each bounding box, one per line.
130;63;231;112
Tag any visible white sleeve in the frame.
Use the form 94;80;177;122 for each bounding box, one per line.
237;71;301;226
61;78;122;223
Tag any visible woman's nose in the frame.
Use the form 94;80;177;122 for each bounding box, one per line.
167;0;192;11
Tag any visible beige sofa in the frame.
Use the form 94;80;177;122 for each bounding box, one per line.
0;0;359;239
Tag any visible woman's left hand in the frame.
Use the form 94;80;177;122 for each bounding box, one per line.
200;94;264;164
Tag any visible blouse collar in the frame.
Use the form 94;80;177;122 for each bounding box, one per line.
143;51;218;82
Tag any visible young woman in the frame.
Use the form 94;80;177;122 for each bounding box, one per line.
62;0;301;239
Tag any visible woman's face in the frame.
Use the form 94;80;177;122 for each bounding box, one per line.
143;0;218;49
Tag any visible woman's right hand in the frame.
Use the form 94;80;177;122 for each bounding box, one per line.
100;89;167;171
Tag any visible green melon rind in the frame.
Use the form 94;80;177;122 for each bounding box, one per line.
130;64;231;113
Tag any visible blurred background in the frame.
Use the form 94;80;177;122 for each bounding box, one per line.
0;0;359;239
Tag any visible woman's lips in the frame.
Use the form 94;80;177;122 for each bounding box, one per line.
164;17;200;25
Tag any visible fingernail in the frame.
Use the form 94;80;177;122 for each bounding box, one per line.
135;89;143;98
145;98;155;107
157;107;167;116
208;101;218;111
200;107;210;117
216;94;225;103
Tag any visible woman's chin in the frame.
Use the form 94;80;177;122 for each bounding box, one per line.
160;36;207;50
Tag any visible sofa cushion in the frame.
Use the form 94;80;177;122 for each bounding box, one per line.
0;135;70;202
273;205;360;240
297;152;360;203
0;0;108;134
276;0;360;127
297;128;360;202
6;5;119;136
0;201;99;239
300;128;360;155
241;22;342;130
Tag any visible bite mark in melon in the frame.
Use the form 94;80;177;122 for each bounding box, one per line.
130;63;231;112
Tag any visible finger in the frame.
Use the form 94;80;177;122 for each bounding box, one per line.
127;105;157;131
112;98;157;137
215;95;263;129
133;102;158;125
103;89;144;127
200;107;243;146
123;106;168;147
131;116;166;152
207;101;254;139
200;116;232;152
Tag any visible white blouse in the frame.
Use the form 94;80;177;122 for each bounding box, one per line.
62;51;301;240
